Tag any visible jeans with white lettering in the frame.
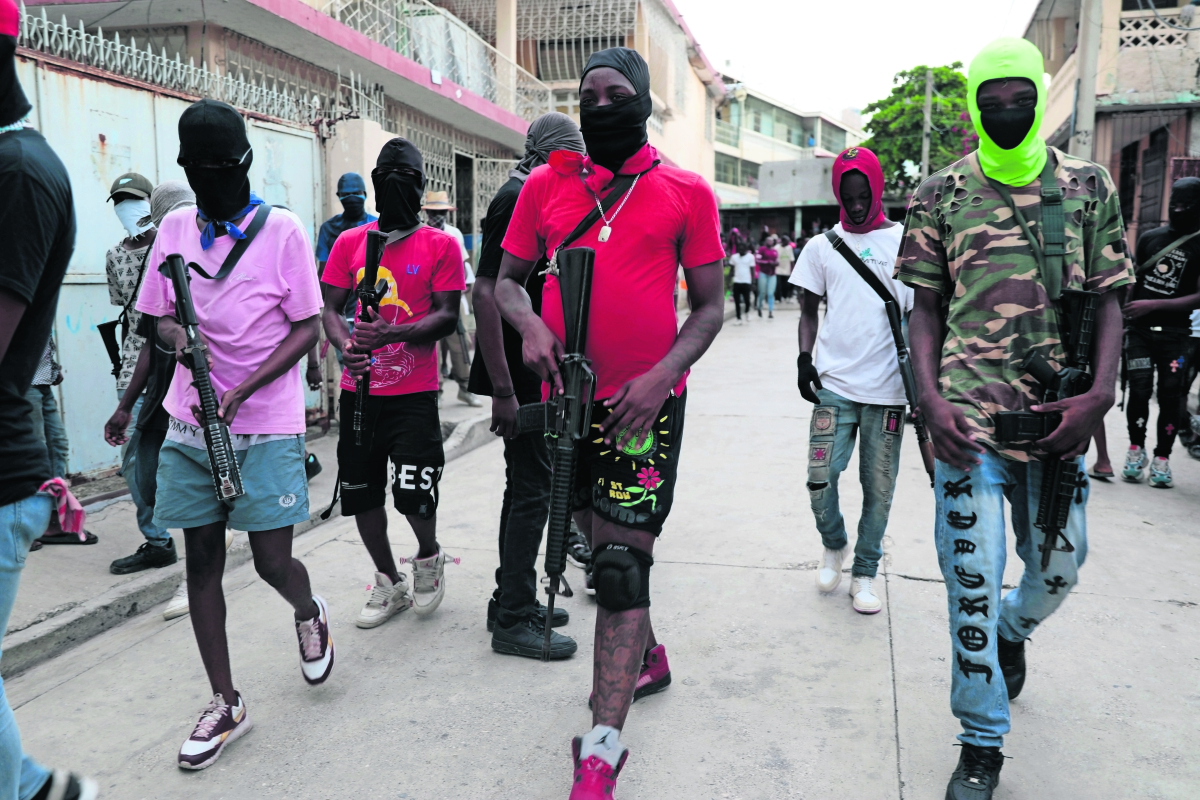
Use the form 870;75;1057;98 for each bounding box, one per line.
806;389;903;577
935;449;1089;748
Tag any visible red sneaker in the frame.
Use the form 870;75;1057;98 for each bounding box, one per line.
569;736;629;799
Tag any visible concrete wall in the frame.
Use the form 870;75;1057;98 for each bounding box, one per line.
324;118;398;222
757;158;837;207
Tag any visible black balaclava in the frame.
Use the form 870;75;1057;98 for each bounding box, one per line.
1169;177;1200;234
177;99;253;222
0;29;32;128
975;77;1038;151
579;47;652;174
372;138;425;233
336;172;367;222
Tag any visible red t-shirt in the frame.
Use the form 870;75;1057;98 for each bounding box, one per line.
501;145;724;400
321;222;465;396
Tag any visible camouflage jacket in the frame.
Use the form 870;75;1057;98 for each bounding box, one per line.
896;147;1134;461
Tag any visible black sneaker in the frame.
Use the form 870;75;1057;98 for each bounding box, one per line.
584;559;596;596
30;768;98;800
491;616;577;660
110;539;178;575
945;743;1004;800
486;598;568;632
566;531;592;569
304;452;322;481
997;635;1026;700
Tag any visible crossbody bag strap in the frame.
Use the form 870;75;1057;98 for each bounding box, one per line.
985;149;1065;301
190;204;273;281
824;230;899;306
545;162;659;274
1137;229;1200;274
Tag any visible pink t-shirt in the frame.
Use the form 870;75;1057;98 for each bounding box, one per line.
501;145;725;400
135;205;323;434
321;222;465;396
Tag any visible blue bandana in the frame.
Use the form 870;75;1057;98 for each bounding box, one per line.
198;192;265;250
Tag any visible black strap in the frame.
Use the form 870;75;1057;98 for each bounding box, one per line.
984;149;1065;300
553;163;659;257
190;205;273;280
824;230;899;307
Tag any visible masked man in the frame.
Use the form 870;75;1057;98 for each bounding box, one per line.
321;138;464;629
136;99;331;770
495;47;725;800
468;111;585;658
792;147;911;615
899;39;1132;799
316;172;377;268
1121;176;1200;487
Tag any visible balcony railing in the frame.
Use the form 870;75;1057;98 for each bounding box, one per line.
715;119;739;146
322;0;551;121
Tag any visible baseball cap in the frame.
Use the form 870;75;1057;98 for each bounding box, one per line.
107;172;154;202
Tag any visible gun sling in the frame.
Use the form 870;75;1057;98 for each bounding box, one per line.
545;162;659;272
984;149;1065;301
97;248;151;377
188;204;273;281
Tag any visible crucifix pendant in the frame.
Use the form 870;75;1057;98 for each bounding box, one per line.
598;225;612;243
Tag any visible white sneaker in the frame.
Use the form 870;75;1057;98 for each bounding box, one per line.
1123;445;1148;482
1149;456;1174;488
849;575;882;615
816;547;847;593
225;528;234;550
457;388;483;407
408;548;455;616
164;579;190;620
356;571;412;628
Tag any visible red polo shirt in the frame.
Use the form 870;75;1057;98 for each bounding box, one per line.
502;144;724;400
322;222;465;396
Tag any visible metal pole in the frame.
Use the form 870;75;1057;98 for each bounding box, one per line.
920;68;933;182
1069;0;1102;161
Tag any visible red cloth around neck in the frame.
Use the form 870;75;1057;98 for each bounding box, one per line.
550;143;658;195
831;147;887;234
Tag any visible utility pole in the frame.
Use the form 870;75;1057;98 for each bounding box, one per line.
1069;0;1102;160
920;68;933;182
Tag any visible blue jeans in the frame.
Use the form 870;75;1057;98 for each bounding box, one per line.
116;392;170;547
806;389;904;577
935;449;1089;748
756;273;776;313
25;386;67;479
0;493;53;799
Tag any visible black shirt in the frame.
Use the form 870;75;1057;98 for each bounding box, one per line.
134;312;174;432
467;176;546;402
1132;224;1200;330
0;128;75;507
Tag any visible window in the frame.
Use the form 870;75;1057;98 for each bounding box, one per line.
553;90;579;119
1123;0;1176;8
714;153;759;187
746;97;775;137
537;38;626;82
821;124;846;153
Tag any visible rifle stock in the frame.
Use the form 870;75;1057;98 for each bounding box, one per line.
884;302;936;487
160;253;244;503
353;230;390;445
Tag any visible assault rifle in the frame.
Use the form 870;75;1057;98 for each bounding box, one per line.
995;289;1098;571
353;230;390;446
884;302;937;487
517;247;597;661
160;254;244;503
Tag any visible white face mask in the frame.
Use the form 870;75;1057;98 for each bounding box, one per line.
114;198;152;238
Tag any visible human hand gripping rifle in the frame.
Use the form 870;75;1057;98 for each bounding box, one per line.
517;248;597;661
353;230;390;446
995;289;1098;571
161;254;244;502
884;302;937;487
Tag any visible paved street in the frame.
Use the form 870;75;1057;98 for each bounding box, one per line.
9;304;1200;799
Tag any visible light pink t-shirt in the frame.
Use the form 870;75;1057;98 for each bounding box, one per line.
135;205;323;434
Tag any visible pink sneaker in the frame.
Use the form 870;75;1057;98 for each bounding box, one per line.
570;736;629;799
589;644;672;709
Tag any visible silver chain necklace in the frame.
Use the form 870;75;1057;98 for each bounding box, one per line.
591;173;642;243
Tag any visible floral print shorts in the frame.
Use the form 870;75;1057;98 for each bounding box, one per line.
570;391;686;536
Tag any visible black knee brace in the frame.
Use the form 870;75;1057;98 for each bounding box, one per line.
592;543;653;611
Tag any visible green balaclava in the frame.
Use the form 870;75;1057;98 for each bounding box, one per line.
968;37;1047;187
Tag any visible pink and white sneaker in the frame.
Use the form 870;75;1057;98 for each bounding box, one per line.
178;692;252;770
589;644;672;709
570;736;629;800
296;595;335;685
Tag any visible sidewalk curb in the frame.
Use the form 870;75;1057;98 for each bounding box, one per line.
1;415;498;679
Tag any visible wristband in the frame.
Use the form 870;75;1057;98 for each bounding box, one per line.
493;390;516;399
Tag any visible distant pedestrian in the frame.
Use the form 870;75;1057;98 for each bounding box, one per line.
775;233;794;303
755;234;778;318
0;1;98;792
729;240;755;323
424;190;482;407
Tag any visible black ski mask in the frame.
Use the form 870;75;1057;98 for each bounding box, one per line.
337;173;368;222
0;33;32;128
372;138;425;234
578;47;653;174
177;99;254;222
1168;177;1200;234
976;79;1037;151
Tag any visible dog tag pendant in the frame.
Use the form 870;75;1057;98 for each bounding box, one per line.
598;225;611;242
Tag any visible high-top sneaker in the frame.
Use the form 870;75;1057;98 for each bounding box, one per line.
945;743;1004;800
817;547;847;593
296;595;335;685
1123;445;1148;482
356;572;412;629
569;734;629;800
997;634;1027;700
849;575;883;615
406;548;458;616
177;693;252;770
1149;456;1174;488
589;644;671;709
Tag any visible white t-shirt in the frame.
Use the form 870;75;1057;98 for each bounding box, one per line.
729;252;755;284
776;243;795;276
790;222;912;406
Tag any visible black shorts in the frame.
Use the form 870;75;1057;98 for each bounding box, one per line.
336;389;444;519
570;391;686;536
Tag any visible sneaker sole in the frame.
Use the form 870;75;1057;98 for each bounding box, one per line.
633;672;672;701
853;601;883;615
817;573;842;593
178;716;253;771
412;589;445;617
111;557;178;575
1122;470;1144;482
491;638;577;660
1150;479;1174;488
355;595;412;629
567;553;590;569
163;603;190;621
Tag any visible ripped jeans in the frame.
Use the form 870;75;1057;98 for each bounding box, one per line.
806;389;904;577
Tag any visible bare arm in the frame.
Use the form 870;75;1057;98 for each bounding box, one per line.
104;341;153;446
474;275;521;438
321;284;368;378
1123;272;1200;320
495;250;565;392
351;290;461;351
798;289;820;353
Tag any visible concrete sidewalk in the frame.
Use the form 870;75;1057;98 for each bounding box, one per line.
9;303;1200;799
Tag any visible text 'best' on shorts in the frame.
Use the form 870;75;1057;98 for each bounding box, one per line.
335;389;445;520
153;417;311;532
570;390;686;536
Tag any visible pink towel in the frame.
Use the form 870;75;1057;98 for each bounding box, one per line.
38;478;86;539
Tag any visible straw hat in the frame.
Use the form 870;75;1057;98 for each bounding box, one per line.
422;190;456;211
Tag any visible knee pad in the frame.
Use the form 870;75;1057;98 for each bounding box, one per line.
592;543;653;611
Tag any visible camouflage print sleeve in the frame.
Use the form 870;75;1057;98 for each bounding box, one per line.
1082;165;1135;294
896;179;949;295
